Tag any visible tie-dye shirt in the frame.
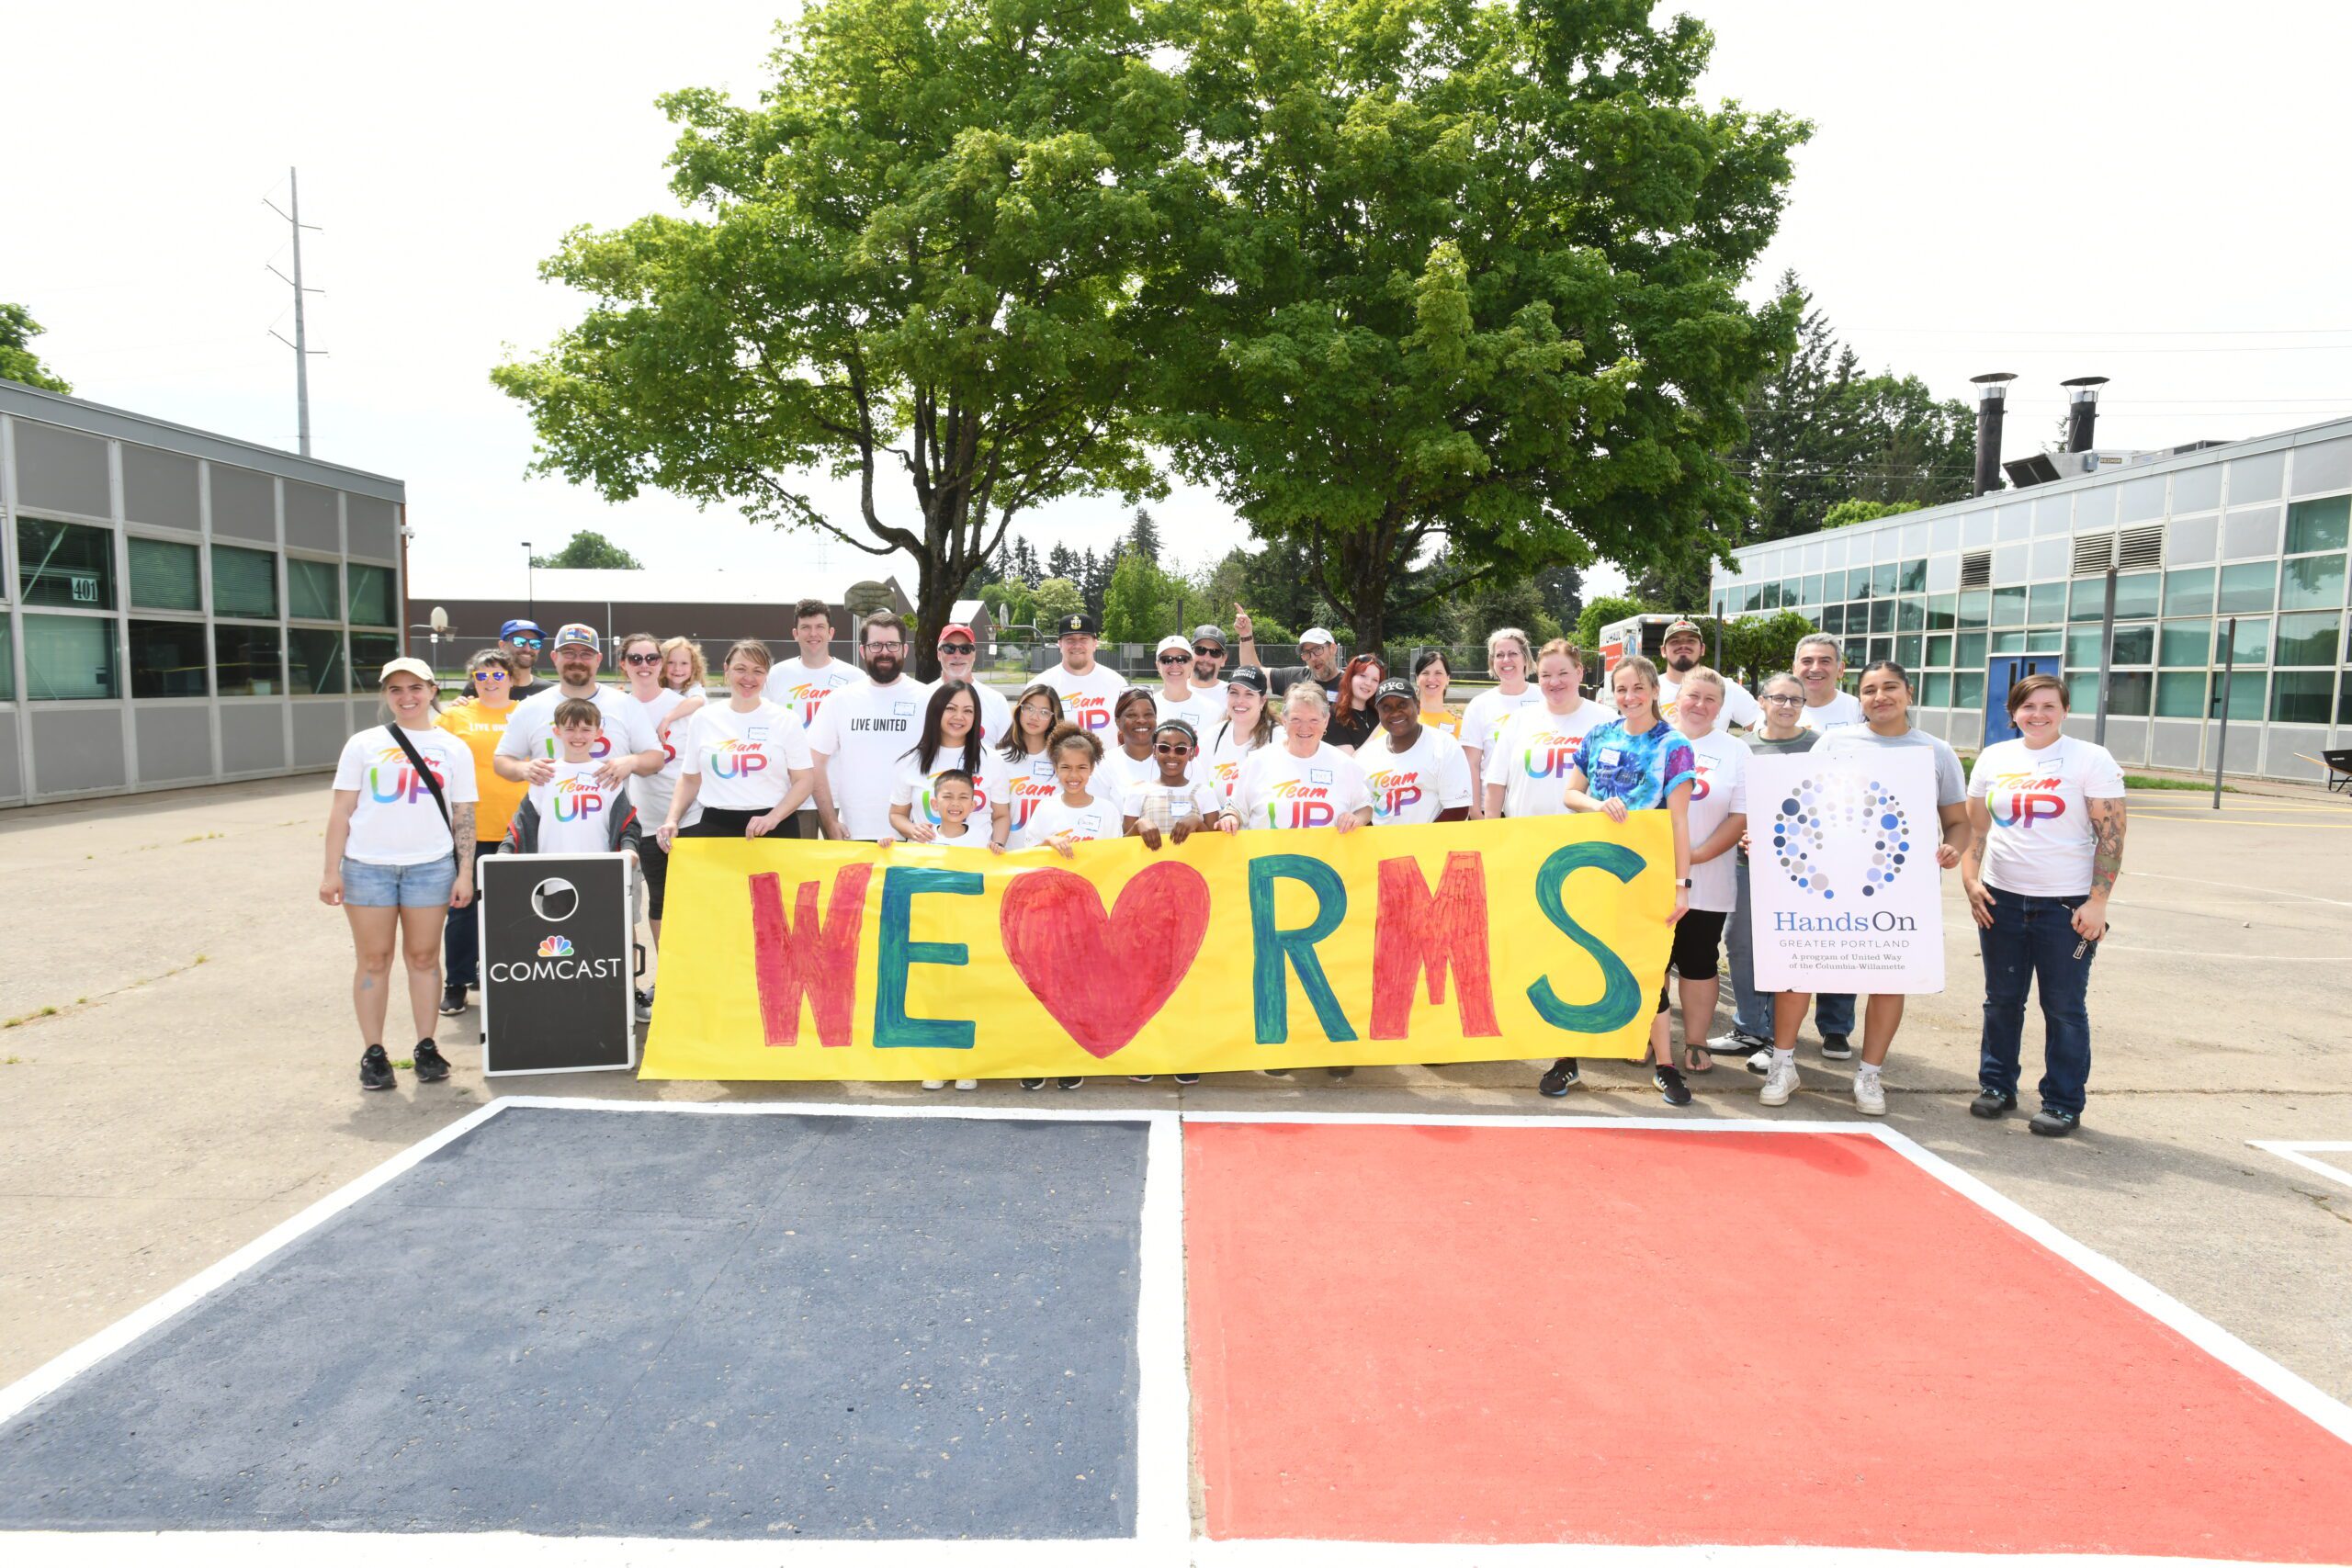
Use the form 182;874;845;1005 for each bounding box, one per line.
1572;718;1696;811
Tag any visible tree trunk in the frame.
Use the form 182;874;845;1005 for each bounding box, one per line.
911;557;958;684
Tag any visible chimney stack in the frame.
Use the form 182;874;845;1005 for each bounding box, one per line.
2063;376;2109;454
1971;373;2017;497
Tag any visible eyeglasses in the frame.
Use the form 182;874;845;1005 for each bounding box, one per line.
621;652;662;665
507;637;543;649
1154;740;1193;754
864;641;907;654
1761;693;1804;705
940;640;974;652
1192;646;1220;658
1018;702;1055;716
472;670;509;682
1157;653;1191;665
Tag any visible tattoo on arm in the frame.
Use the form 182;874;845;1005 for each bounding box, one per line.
2088;797;2126;897
452;804;477;872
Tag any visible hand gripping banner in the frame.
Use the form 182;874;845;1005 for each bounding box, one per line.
641;814;1674;1080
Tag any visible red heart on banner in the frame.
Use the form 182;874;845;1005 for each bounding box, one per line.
999;862;1212;1059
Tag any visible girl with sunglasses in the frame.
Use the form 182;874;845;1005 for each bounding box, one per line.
432;647;528;1019
1121;719;1231;847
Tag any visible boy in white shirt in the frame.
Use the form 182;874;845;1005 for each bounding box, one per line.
505;699;645;862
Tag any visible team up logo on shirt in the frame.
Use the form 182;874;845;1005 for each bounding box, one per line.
541;733;613;760
918;780;991;828
1008;771;1057;829
1520;736;1578;780
778;682;831;727
1690;754;1717;802
1983;770;2066;828
1362;767;1423;822
368;746;447;805
1066;693;1112;733
1264;777;1336;829
552;776;605;822
708;735;769;778
536;935;574;958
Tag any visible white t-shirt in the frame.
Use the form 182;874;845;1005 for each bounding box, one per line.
334;725;480;866
1192;682;1230;725
678;700;813;812
1482;701;1619;818
496;683;662;769
1204;722;1263;806
806;677;932;840
1028;662;1128;741
1100;746;1165;803
1682;728;1749;913
1796;690;1864;732
1015;794;1121;851
1969;737;2127;898
1152;687;1221;740
1237;742;1372;830
627;688;697;828
527;760;628;855
888;746;1012;840
763;657;862;731
1001;748;1061;840
1122;776;1226;829
1361;725;1474;827
1460;685;1542;767
1659;674;1764;733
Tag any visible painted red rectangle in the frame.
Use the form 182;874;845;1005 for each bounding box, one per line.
1183;1122;2352;1559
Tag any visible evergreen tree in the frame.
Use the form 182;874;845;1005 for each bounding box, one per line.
1125;506;1162;565
1047;542;1080;583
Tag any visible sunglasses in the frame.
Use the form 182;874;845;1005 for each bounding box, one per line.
507;637;543;649
1154;740;1193;754
472;670;509;682
621;651;662;665
1157;653;1191;665
1193;646;1221;658
940;639;974;651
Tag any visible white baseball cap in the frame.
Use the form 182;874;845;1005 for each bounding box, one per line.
1156;634;1191;656
378;656;436;684
1298;626;1336;647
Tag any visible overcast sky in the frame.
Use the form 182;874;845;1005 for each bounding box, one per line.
6;0;2348;609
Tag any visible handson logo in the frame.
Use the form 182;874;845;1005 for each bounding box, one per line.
1772;772;1914;904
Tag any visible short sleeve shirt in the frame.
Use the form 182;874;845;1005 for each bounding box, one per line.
1968;736;2126;897
1482;701;1619;818
334;724;480;866
1813;723;1967;808
806;676;932;840
1361;725;1474;826
1683;728;1749;912
1237;742;1372;829
1572;719;1696;812
677;700;813;813
888;747;1012;840
494;683;661;767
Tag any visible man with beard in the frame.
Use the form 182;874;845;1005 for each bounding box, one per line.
1025;612;1128;739
808;612;933;841
492;624;663;787
933;619;1011;745
1656;619;1760;733
1188;624;1230;724
1233;608;1344;704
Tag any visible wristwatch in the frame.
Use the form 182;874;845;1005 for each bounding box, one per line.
1675;878;1693;888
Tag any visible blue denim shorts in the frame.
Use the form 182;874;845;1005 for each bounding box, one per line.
342;854;457;908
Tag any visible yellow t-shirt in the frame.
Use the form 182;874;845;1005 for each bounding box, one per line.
1420;707;1464;739
437;703;528;843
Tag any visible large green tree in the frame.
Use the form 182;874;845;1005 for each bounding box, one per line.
530;529;643;569
1145;0;1807;650
1;303;72;394
492;0;1182;679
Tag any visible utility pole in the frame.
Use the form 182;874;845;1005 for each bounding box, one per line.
265;167;324;456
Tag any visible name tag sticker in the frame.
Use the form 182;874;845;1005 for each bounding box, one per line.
893;701;916;717
1310;769;1333;785
749;727;768;745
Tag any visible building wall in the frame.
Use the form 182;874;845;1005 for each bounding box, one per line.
1714;421;2352;783
0;387;406;807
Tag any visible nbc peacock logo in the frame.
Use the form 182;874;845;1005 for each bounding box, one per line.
536;934;574;958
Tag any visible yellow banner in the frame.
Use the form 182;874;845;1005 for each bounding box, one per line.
642;814;1673;1079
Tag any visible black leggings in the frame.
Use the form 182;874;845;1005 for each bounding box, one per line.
683;807;803;840
1657;908;1728;1013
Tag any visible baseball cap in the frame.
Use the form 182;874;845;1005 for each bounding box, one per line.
1298;626;1336;647
553;622;601;653
1155;634;1190;657
1226;665;1268;696
1191;624;1227;649
1662;618;1705;641
1373;676;1417;706
500;618;543;640
937;621;977;647
1056;612;1098;637
378;656;435;685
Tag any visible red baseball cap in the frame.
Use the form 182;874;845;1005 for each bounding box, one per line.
937;622;977;647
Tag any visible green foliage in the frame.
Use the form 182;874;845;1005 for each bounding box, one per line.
0;302;72;394
530;529;643;570
1031;576;1086;626
1576;595;1657;659
1822;497;1922;529
1726;610;1818;683
492;0;1182;679
1101;547;1187;644
1147;0;1807;649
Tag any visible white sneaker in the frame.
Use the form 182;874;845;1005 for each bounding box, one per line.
1853;1073;1887;1117
1745;1046;1774;1076
952;1078;978;1091
920;1079;946;1090
1759;1056;1800;1107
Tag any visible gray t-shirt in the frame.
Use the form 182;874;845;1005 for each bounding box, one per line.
1737;728;1818;866
1810;723;1967;807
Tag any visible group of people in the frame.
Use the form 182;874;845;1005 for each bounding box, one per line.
321;605;2126;1137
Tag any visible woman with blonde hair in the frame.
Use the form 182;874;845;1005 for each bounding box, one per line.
660;639;819;845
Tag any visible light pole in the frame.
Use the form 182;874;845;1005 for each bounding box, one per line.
522;541;535;625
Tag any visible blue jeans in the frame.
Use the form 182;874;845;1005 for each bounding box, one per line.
443;840;497;987
1728;860;1854;1040
342;853;456;908
1976;888;2098;1115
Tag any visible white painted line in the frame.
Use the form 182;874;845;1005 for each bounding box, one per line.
1133;1114;1193;1558
490;1092;1176;1124
1194;1540;2307;1566
2249;1139;2352;1193
1869;1125;2352;1449
2097;947;2350;962
2127;870;2352;908
0;1096;516;1429
1183;1109;1868;1134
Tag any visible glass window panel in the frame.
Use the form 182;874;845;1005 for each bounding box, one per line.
2222;506;2281;560
1925;634;1952;668
1900;521;1930;557
2285;496;2350;555
2275;612;2341;667
215;624;284;696
1801;541;1824;572
2065;627;2104;668
1819;603;1844;636
2032;495;2072;536
347;564;395;627
2028;536;2068;581
2159;621;2211;668
129;619;210;698
1953;671;1985;712
2115;572;2160;619
2120;475;2165;523
2217;561;2277;615
17;517;117;610
2155;671;2205;717
1846;570;1869;601
2165;513;2218;565
1869;598;1894;634
1897;595;1925;632
1926;553;1959;592
1956;631;1988;669
1996;505;2031;542
1991;584;2027;627
24;612;119;700
2028;582;2066;625
0;621;11;702
2109;671;2153;716
288;558;341;621
1867;636;1893;666
1798;574;1820;606
129;536;201;612
1920;671;1951;706
2227;451;2283;504
2075;487;2118;530
211;544;278;619
289;627;345;694
1931;512;1961;553
1928;593;1957;631
350;633;401;682
2218;617;2269;667
1993;542;2028;585
2064;672;2099;710
2069;579;2105;623
1898;558;1926;593
2024;628;2064;654
2271;671;2335;725
1781;579;1799;607
2281;554;2346;612
1871;561;1897;597
2170;464;2222;514
2110;624;2154;665
2211;671;2265;721
1894;633;1922;668
1961;509;1995;548
1993;630;2027;654
1874;529;1901;564
2290;436;2352;497
2165;567;2215;617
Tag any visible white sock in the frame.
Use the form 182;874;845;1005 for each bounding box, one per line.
1772;1047;1793;1063
1856;1062;1882;1084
